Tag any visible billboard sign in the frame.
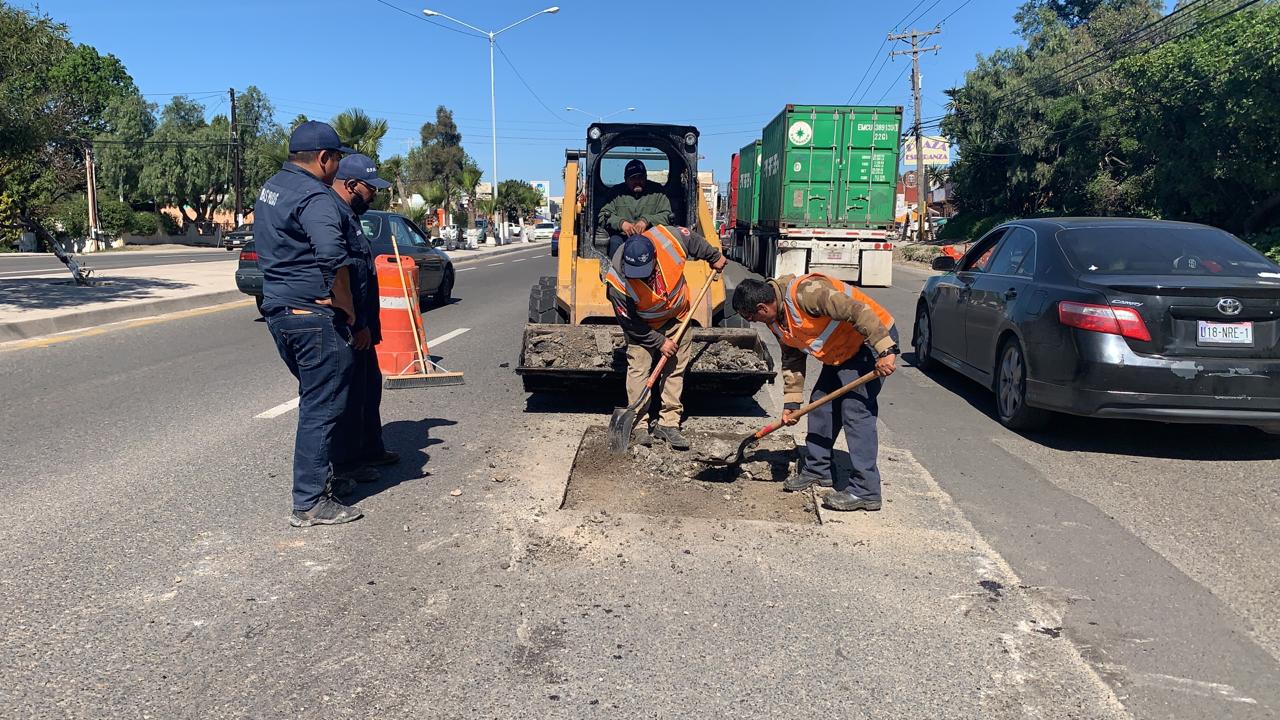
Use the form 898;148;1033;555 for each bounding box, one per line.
902;136;950;166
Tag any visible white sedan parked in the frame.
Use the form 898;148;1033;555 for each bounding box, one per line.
529;222;557;242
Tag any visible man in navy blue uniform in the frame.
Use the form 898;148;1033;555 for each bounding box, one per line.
328;154;398;493
255;121;363;527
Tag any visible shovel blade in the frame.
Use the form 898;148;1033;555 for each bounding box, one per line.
607;406;636;454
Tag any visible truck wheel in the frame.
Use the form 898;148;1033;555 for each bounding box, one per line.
528;281;565;324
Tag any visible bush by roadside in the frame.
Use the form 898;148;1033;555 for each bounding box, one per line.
900;244;943;264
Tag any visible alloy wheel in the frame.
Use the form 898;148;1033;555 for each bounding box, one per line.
998;344;1025;420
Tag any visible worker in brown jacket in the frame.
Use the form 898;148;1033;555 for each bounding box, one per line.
733;274;899;511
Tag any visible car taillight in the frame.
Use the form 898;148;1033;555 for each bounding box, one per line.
552;231;559;240
1058;301;1151;342
240;250;258;262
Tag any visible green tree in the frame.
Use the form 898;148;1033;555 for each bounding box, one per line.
0;4;144;247
235;86;285;211
331;108;388;162
497;179;543;222
137;96;231;231
459;158;483;228
409;106;465;219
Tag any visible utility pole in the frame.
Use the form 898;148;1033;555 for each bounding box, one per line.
229;87;244;226
83;143;102;251
890;27;940;244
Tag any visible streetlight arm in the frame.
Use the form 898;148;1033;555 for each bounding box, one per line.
495;8;555;36
423;9;488;37
599;107;636;121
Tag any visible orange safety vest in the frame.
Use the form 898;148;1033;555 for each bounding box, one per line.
768;273;894;365
602;225;691;328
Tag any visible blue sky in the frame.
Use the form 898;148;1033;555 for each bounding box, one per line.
25;0;1031;194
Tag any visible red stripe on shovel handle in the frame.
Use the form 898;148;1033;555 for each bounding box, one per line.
644;354;670;390
755;420;784;439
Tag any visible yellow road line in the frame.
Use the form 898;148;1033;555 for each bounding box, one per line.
0;299;254;352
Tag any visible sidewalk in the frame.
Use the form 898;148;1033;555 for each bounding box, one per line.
0;241;549;344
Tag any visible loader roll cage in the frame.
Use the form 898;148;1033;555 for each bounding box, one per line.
568;123;701;259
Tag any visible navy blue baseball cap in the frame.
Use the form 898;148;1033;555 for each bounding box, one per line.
622;235;656;278
336;154;392;189
624;159;646;178
288;120;356;154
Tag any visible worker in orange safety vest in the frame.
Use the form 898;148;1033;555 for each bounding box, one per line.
603;224;727;450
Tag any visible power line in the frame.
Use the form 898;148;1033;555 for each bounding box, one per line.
904;0;946;29
845;38;889;103
892;0;931;30
367;0;485;37
493;42;574;125
937;0;975;26
855;54;894;104
875;64;911;104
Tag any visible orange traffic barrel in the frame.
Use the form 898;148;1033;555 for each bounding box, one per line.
374;254;428;375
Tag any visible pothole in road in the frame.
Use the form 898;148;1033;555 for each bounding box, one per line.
561;425;817;525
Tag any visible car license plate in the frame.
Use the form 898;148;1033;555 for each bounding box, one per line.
1197;320;1253;346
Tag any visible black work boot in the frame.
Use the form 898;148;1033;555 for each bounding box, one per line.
652;424;691;451
822;490;882;512
633;424;654;447
290;496;364;527
783;471;833;492
362;450;400;466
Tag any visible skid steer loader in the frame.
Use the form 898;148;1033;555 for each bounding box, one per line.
517;123;773;396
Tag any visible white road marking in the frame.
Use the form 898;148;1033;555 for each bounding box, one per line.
486;262;505;267
511;258;526;263
458;267;476;272
255;397;300;419
255;327;471;419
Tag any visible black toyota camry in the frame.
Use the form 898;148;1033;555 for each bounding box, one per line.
914;218;1280;431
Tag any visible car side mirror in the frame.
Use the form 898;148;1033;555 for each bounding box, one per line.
931;255;957;272
431;237;443;247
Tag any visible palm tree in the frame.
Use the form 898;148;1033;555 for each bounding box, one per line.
331;108;388;161
460;161;483;228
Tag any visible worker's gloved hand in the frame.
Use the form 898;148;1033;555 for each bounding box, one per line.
781;409;800;426
712;256;728;272
659;338;678;358
875;353;897;378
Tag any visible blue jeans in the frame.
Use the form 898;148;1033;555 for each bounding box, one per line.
265;310;354;510
802;326;899;498
333;347;386;468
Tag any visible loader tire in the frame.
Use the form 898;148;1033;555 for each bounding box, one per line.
528;281;566;324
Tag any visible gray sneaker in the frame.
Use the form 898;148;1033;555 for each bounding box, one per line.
652;424;690;451
634;425;654;447
821;490;882;512
783;471;833;492
291;496;364;527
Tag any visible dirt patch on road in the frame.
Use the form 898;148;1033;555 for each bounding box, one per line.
522;328;769;372
562;425;815;524
690;340;769;372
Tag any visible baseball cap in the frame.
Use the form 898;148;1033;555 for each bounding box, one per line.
336;154;392;189
624;159;646;179
622;235;656;278
288;120;356;154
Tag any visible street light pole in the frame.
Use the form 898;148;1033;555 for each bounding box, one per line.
424;6;559;244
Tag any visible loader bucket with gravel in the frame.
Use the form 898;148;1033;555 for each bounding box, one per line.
517;324;774;397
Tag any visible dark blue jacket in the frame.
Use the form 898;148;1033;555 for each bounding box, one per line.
253;163;354;317
340;202;382;344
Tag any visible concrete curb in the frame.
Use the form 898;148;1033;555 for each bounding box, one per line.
449;242;548;266
0;289;249;343
0;243;549;344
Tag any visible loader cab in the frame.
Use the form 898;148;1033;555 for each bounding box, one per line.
579;123;701;259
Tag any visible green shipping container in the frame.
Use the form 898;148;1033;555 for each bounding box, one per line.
736;140;761;228
758;104;903;231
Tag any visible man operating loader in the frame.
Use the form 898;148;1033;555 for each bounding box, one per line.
604;225;727;450
733;274;899;512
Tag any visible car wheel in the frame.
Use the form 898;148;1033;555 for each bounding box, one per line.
913;304;935;370
994;339;1048;431
433;267;454;306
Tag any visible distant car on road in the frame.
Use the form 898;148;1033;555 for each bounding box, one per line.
550;227;560;257
530;222;556;242
222;223;253;250
914;218;1280;431
236;210;456;313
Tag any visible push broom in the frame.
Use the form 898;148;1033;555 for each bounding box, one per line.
382;229;464;389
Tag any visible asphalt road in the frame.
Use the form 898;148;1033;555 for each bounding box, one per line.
2;252;1277;718
0;248;236;278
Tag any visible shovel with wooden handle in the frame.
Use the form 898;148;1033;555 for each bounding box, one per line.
701;370;881;468
607;269;720;454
